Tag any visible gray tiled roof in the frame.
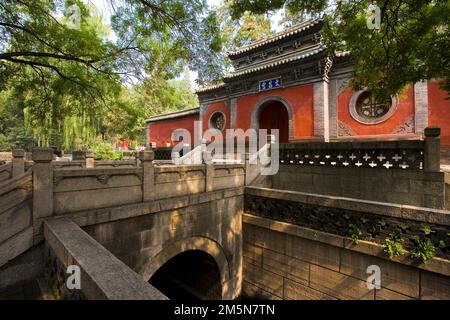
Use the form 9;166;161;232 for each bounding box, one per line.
146;107;199;123
225;44;326;79
228;19;322;57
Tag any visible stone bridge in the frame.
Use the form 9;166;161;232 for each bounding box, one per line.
0;129;449;300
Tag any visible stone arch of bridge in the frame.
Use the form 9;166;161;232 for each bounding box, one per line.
139;236;231;298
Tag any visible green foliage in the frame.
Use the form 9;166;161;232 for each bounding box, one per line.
110;0;224;84
421;225;434;236
384;232;405;260
398;223;409;232
0;134;11;151
377;219;387;227
0;1;204;150
5;125;37;151
230;0;450;100
133;70;199;118
347;224;364;245
229;0;328;19
89;139;123;161
215;1;272;62
278;7;314;28
410;236;436;263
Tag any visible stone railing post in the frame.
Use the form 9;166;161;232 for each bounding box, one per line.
205;164;214;192
266;134;274;159
244;152;251;186
171;151;180;164
203;149;214;192
85;150;94;168
201;138;207;164
424;127;440;172
12;149;25;177
140;149;155;201
32;148;54;221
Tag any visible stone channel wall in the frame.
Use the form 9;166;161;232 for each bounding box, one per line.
273;165;446;209
242;187;450;300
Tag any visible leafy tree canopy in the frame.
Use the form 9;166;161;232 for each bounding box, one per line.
216;0;272;51
229;0;450;100
0;0;213;150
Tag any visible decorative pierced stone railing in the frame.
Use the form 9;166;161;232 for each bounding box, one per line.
94;160;137;168
280;127;441;171
154;147;176;160
244;187;450;261
280;141;425;170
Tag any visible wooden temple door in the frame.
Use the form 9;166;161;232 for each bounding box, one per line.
258;101;289;143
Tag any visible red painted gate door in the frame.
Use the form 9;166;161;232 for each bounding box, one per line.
258;102;289;143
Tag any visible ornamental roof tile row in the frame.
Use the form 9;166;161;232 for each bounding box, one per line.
225;44;326;79
195;20;351;94
196;44;327;93
228;19;322;57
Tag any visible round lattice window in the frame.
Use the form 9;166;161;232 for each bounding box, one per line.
349;90;398;124
209;112;226;131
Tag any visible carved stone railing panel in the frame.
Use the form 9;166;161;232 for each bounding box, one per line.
53;167;144;214
52;161;85;169
244;191;449;260
94;160;137;168
0;163;12;182
0;169;33;267
280;140;425;170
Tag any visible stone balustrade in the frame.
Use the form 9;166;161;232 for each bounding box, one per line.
44;218;167;300
274;128;447;209
0;162;12;183
0;136;448;300
279;127;441;171
0;169;33;267
26;148;247;238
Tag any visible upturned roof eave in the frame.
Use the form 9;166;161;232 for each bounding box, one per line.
196;45;329;95
227;19;323;59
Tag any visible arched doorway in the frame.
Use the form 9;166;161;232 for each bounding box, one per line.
149;250;222;300
258;101;290;143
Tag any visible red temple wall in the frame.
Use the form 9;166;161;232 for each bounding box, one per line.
337;85;415;136
147;113;198;147
428;81;450;146
233;84;314;138
147;81;449;147
202;101;230;142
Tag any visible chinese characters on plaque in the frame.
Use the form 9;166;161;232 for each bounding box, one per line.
259;77;282;91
